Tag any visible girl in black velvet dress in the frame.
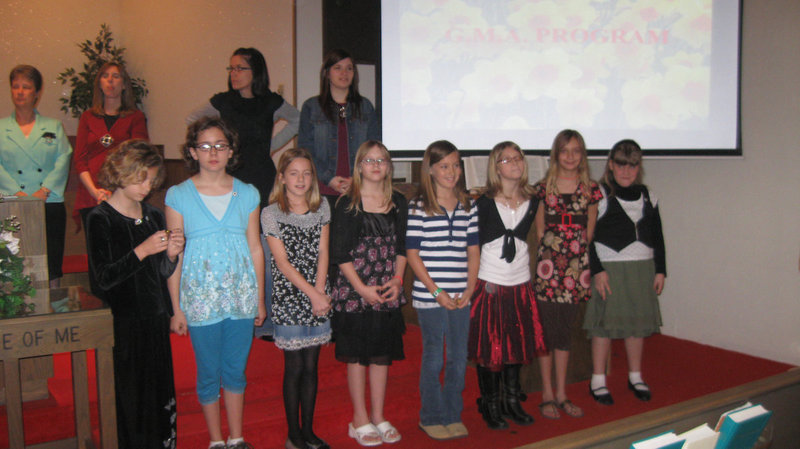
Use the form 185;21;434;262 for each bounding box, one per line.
86;140;185;449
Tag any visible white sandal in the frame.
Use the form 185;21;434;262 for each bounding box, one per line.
374;421;401;443
348;422;382;447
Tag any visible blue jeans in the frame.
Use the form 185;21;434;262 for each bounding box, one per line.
417;306;470;426
254;234;274;337
189;318;254;404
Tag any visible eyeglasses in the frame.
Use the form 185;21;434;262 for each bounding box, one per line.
497;155;524;165
612;159;640;167
226;66;252;73
195;143;232;153
361;158;388;166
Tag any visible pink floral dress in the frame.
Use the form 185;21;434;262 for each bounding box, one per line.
533;181;602;304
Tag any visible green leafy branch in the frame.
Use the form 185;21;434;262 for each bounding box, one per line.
57;23;148;118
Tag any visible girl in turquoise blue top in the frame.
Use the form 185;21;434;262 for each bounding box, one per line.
166;117;265;449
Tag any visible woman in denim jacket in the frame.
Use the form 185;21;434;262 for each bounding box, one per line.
298;49;380;203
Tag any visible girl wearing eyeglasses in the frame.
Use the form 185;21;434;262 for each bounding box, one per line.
187;47;300;342
533;129;602;420
187;47;299;206
583;139;666;406
298;49;380;205
166;117;266;449
330;140;406;446
467;141;545;430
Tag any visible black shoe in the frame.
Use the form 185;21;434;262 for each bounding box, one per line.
628;380;652;401
476;366;509;430
303;435;330;449
590;385;614;405
501;364;534;425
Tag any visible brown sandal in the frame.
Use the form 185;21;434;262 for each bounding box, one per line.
538;401;561;419
557;399;584;418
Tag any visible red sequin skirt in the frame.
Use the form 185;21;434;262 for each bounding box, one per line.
467;279;546;369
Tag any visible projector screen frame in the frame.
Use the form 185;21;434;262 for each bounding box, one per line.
376;0;744;160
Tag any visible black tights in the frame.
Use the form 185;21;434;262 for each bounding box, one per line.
283;345;322;446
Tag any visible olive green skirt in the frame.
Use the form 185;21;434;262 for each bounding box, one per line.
583;259;662;339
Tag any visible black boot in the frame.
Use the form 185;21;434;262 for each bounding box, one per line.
501;364;534;425
476;366;509;430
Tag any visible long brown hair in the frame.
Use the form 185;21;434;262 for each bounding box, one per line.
485;141;535;199
90;62;137;117
269;148;322;213
418;140;471;215
317;48;363;122
543;129;592;198
342;140;394;213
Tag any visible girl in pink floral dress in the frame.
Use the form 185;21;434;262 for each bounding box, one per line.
533;129;602;420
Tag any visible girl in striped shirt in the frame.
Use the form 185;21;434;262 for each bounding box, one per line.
406;140;479;440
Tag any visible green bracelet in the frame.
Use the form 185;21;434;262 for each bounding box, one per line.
432;287;443;298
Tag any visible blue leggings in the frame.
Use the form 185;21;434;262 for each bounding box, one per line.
189;318;254;404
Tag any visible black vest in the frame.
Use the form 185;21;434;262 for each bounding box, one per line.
594;183;655;252
476;195;538;263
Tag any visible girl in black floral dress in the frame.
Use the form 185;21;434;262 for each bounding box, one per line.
533;129;602;420
331;140;407;446
262;148;332;449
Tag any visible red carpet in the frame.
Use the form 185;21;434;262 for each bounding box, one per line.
1;325;794;448
62;254;88;274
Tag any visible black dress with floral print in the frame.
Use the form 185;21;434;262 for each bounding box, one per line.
330;191;408;312
261;201;331;326
533;181;603;304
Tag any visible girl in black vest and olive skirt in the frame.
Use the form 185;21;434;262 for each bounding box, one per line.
584;139;666;406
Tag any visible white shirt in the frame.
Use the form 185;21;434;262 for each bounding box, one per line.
478;199;531;286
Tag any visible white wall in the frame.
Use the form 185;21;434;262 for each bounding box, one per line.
1;0;295;158
296;0;323;109
3;1;799;364
295;0;377;109
0;0;122;132
590;0;800;365
120;0;295;159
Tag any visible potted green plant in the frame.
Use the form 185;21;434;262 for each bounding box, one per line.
0;215;36;318
57;23;148;118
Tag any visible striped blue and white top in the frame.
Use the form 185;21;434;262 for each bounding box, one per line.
406;198;479;308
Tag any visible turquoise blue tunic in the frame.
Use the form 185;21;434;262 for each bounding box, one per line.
165;178;260;326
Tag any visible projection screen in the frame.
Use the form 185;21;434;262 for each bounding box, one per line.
380;0;742;157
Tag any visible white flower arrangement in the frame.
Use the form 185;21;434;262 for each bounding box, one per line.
0;215;36;318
